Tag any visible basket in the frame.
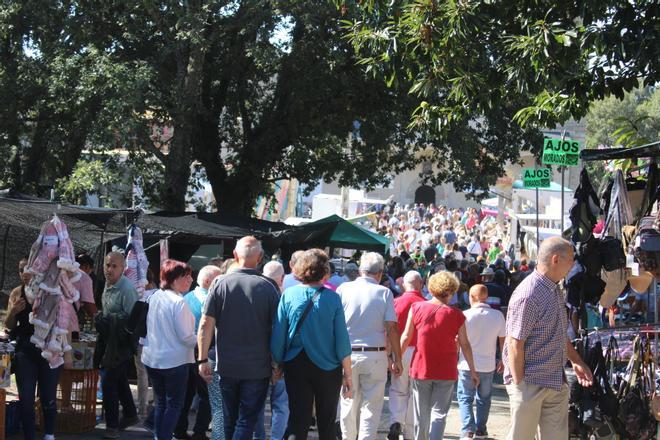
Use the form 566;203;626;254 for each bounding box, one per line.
36;369;99;434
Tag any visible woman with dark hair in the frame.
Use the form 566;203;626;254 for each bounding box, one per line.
271;249;353;440
141;259;196;440
401;271;479;440
5;258;62;440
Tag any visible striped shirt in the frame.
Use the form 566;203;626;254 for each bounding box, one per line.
503;270;568;391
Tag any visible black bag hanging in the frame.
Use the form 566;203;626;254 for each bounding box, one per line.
570;168;602;244
599;236;626;271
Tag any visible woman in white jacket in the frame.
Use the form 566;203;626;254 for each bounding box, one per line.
142;259;196;440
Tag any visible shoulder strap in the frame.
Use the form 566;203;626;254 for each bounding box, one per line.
292;287;323;337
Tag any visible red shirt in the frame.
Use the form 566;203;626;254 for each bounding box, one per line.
409;301;466;380
394;290;426;347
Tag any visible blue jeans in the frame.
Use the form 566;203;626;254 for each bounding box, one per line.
253;379;289;440
147;364;189;440
456;370;494;435
15;351;62;440
219;376;270;440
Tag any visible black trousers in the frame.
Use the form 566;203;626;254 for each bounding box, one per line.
174;363;211;435
284;351;342;440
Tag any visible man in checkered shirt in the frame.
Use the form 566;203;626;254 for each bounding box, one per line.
503;237;593;439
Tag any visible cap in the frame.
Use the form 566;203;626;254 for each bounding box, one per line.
481;267;495;276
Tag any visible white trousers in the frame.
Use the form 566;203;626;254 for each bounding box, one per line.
340;351;388;440
389;347;414;439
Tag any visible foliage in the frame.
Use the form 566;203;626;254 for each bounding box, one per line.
585;85;659;182
55;160;119;206
337;0;658;130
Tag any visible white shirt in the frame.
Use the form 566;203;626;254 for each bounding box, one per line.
337;277;396;347
467;240;482;255
141;289;196;369
282;273;300;291
458;303;506;372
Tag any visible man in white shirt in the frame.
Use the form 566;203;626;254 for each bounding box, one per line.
467;235;482;260
337;253;403;440
282;250;304;291
457;284;506;440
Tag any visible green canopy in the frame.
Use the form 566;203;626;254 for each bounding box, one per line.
298;215;389;253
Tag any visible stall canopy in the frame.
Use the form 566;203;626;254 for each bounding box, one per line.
579;141;660;161
290;215;389;253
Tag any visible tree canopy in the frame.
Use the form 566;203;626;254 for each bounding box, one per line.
8;1;653;213
339;0;657;128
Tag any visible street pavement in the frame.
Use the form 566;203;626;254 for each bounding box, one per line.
8;382;511;439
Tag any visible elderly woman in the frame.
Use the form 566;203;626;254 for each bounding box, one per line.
142;259;196;440
271;249;352;440
401;271;479;440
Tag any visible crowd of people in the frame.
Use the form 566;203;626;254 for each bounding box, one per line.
2;201;597;440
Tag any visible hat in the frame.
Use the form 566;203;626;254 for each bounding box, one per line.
481;267;495;276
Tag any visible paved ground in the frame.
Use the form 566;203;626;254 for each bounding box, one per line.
7;381;512;439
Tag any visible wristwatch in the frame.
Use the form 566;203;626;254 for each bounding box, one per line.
196;358;208;365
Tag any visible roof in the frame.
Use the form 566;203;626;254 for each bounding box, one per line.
580;142;660;161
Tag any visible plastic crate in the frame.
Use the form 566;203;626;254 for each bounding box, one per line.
36;369;99;434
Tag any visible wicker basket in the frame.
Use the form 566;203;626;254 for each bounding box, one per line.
36;368;99;434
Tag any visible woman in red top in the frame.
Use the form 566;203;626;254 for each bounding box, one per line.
400;271;479;440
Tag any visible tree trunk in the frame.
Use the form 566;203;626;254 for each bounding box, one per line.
160;1;209;212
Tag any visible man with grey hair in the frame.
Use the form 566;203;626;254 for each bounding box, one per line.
263;260;285;290
255;259;289;440
503;237;592;439
283;250;304;290
337;252;403;440
197;236;280;439
388;270;425;440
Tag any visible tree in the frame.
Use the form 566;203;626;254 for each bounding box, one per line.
2;1;545;214
584;85;660;187
337;0;658;131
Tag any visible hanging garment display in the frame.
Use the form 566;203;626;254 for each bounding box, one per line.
570;168;602;244
24;215;82;368
123;224;149;294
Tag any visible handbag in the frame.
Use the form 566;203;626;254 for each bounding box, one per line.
125;292;155;338
600;236;626;271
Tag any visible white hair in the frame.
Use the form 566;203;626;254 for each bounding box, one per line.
403;270;422;289
289;250;304;268
538;237;573;266
197;265;222;288
263;261;285;280
234;236;263;259
359;252;385;275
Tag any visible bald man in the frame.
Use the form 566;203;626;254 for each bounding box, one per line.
100;252;139;438
197;236;280;440
456;285;505;440
503;237;592;440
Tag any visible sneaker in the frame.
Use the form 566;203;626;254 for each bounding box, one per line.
474;430;488;439
388;422;402;440
118;415;139;430
103;428;120;439
459;433;474;440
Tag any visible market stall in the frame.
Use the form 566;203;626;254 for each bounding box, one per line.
565;142;659;438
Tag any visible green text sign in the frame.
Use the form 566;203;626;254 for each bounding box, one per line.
541;138;581;166
523;168;552;188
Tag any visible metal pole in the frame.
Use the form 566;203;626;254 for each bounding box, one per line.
560;166;565;235
655;280;658;362
535;186;539;255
